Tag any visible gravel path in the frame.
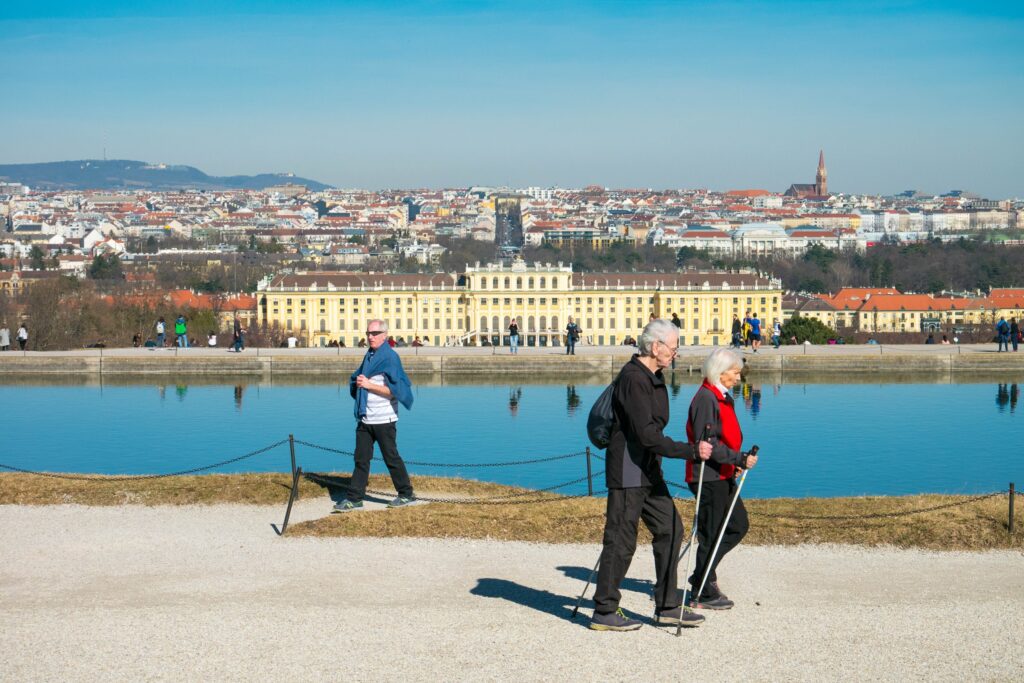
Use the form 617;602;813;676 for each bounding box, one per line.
2;503;1022;682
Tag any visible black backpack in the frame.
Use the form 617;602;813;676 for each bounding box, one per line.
586;381;617;449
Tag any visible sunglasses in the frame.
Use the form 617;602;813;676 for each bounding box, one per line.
367;330;386;336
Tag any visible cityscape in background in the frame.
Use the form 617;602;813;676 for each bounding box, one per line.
1;150;1022;349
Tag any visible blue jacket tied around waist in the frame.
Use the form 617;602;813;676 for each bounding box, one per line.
349;344;414;419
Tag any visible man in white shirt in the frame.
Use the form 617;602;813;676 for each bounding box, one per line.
335;319;416;511
287;334;298;348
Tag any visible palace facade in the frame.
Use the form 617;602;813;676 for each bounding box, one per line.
259;261;783;348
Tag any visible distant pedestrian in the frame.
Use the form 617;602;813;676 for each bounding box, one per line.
287;334;298;348
132;333;141;348
207;332;217;347
565;316;581;355
925;333;935;344
232;316;245;352
0;323;9;351
671;312;681;328
508;318;520;354
334;319;415;512
155;317;166;347
941;334;950;344
16;323;28;351
771;318;782;349
1011;318;1020;352
731;315;742;348
749;313;762;353
174;315;189;348
996;317;1010;352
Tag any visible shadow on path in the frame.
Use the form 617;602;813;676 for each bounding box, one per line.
556;565;654;598
470;576;646;627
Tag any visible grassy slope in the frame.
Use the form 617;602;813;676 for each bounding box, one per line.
1;472;1019;551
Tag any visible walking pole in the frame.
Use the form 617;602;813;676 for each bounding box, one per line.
675;424;712;637
694;446;759;604
570;554;602;619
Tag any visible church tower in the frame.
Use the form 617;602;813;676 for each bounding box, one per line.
815;149;828;197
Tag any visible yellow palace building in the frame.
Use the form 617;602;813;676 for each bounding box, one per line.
259;261;782;348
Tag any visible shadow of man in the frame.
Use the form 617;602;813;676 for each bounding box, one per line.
555;565;653;598
471;575;648;626
302;471;390;505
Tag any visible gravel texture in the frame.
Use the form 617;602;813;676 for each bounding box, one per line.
1;503;1022;682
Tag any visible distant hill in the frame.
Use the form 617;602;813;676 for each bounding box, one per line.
0;159;332;192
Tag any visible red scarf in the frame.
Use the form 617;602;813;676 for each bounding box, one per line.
686;380;742;482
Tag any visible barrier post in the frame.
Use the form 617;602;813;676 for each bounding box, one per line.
1010;482;1016;534
585;447;593;496
289;434;297;498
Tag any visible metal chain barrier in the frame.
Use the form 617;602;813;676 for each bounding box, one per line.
294;439;586;468
754;491;1005;521
303;470;605;505
0;439;290;481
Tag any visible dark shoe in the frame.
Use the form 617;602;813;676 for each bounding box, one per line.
590;608;642;632
706;580;729;601
332;499;363;513
654;606;704;627
387;495;416;508
688;595;734;610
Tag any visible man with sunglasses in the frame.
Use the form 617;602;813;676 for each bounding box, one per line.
335;319;416;511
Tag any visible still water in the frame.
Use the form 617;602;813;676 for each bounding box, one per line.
1;376;1022;498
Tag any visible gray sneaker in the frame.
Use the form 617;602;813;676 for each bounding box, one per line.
387;495;416;508
654;606;704;627
331;499;363;513
707;580;729;601
688;594;735;610
590;608;642;632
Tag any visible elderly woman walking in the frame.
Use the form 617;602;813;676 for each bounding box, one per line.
685;348;759;610
590;319;712;632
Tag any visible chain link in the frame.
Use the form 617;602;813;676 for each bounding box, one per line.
0;439;290;481
755;491;1005;521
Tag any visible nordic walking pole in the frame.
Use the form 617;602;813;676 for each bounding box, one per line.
694;446;759;604
675;424;712;637
571;554;602;619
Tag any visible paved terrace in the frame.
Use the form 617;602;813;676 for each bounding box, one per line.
0;343;1023;377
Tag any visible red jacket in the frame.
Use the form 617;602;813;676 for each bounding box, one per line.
686;380;743;482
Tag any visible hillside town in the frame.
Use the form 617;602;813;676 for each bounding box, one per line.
1;153;1022;349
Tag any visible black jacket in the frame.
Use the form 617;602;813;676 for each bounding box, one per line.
606;355;696;489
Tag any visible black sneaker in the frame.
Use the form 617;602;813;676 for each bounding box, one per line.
387;495;416;508
331;499;363;513
688;595;734;610
654;606;704;627
590;608;642;632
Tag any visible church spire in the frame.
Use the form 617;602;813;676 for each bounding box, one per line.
816;149;828;196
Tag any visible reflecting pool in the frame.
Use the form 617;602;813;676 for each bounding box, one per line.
1;374;1021;498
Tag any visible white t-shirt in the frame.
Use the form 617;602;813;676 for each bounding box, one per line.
156;321;165;334
287;336;298;348
362;374;398;424
207;335;217;347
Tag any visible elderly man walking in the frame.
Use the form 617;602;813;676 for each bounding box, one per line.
590;319;712;632
334;319;416;512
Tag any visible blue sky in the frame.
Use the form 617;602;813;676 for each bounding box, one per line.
2;1;1022;196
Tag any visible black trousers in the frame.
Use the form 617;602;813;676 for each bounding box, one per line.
593;483;684;614
347;421;414;502
687;478;749;597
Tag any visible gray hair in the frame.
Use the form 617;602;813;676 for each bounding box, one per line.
702;347;743;382
367;318;388;332
638;319;679;356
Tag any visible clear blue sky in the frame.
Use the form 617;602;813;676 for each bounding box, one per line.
2;1;1022;196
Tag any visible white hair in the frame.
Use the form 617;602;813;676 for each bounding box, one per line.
638;319;679;356
367;318;388;332
702;347;743;382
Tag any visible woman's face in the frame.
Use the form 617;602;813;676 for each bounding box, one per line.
719;365;743;389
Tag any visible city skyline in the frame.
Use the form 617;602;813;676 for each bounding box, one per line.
2;1;1022;197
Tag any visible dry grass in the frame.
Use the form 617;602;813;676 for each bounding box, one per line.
1;472;1019;551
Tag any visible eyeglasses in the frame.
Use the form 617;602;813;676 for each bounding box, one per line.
657;340;679;355
367;330;385;336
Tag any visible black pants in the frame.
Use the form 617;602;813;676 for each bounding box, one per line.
347;421;413;502
593;483;684;614
687;478;749;597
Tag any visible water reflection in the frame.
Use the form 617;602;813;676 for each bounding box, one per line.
508;387;522;417
234;385;245;411
566;385;581;415
996;384;1018;413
